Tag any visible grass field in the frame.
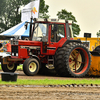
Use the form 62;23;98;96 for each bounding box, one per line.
0;79;100;85
0;64;100;85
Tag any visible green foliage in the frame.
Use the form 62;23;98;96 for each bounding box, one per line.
39;0;50;18
96;30;100;37
57;9;81;37
0;0;49;33
0;0;29;32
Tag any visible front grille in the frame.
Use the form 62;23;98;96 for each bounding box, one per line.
12;46;18;53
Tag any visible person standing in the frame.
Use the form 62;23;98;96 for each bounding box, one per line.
4;40;11;53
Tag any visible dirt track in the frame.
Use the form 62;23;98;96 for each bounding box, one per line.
0;71;100;100
15;70;100;80
0;86;100;100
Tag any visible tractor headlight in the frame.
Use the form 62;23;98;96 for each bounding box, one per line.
11;53;18;56
12;53;14;56
16;53;18;56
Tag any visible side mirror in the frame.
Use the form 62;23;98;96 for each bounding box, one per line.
24;23;28;30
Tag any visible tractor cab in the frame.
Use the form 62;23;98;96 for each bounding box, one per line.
31;18;73;42
30;18;73;54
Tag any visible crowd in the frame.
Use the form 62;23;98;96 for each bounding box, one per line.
0;40;11;53
0;37;29;53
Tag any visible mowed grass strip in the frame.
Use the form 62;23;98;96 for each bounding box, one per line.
0;79;100;85
0;65;100;85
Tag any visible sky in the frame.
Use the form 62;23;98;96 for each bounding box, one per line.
45;0;100;37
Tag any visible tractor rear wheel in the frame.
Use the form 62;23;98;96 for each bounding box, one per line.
23;58;40;76
54;42;91;77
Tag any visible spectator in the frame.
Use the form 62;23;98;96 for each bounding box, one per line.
92;46;95;51
77;39;81;41
85;43;89;49
4;40;11;53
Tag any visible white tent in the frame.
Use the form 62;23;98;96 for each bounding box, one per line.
0;21;47;40
0;21;30;39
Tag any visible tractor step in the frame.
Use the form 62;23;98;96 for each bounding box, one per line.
48;59;54;61
48;56;54;64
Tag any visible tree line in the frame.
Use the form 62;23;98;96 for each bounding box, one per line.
0;0;80;36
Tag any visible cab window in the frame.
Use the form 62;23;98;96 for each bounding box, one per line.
51;24;65;42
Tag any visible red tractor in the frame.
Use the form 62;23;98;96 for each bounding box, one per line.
1;18;91;77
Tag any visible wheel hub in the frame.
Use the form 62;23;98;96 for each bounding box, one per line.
30;66;32;68
29;62;37;72
69;50;82;72
7;63;14;70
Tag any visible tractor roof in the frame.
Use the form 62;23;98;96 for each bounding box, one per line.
33;18;72;24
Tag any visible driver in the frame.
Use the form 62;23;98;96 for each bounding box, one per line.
51;24;60;42
51;31;57;42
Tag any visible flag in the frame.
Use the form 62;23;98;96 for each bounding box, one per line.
21;0;40;22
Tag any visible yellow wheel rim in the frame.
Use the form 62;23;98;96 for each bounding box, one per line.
29;62;37;72
69;50;82;72
7;63;14;70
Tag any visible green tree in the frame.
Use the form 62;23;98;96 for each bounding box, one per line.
39;0;50;18
0;0;49;33
0;0;29;33
96;30;100;46
57;9;81;37
0;0;7;32
96;30;100;37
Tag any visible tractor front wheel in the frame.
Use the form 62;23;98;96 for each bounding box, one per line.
23;58;40;76
1;60;17;72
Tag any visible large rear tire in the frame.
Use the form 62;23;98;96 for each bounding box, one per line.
1;60;17;72
54;42;91;77
23;58;40;76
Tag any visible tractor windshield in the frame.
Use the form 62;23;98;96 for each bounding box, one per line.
32;23;48;42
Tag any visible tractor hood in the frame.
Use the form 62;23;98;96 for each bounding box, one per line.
11;40;42;46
